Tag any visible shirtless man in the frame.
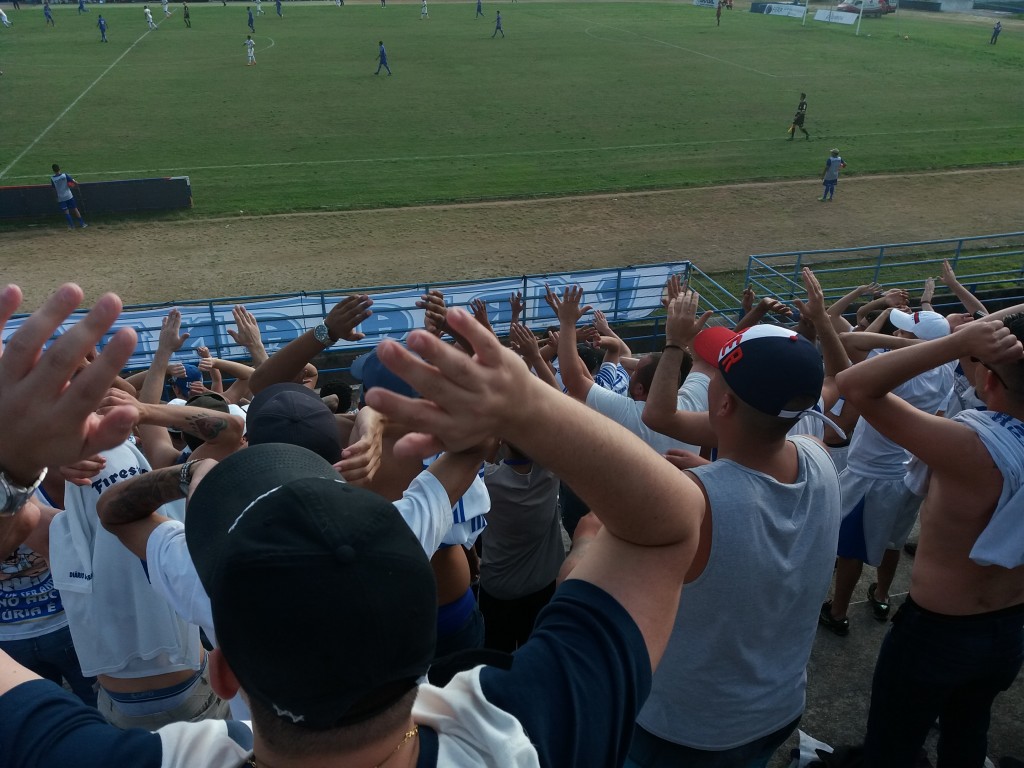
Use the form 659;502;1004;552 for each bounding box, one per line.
837;316;1024;767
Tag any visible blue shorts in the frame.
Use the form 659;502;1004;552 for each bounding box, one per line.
58;197;78;211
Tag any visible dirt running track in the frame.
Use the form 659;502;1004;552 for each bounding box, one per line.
2;166;1022;310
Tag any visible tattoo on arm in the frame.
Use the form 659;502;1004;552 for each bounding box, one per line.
97;467;183;526
183;414;229;441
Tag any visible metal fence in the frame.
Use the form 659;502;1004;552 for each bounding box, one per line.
745;231;1024;316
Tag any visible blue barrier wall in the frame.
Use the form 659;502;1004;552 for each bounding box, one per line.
3;262;694;370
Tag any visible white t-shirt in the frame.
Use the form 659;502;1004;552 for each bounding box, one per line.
846;350;955;480
49;442;202;679
144;468;456;659
586;383;703;456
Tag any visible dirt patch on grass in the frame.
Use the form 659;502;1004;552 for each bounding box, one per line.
3;166;1022;309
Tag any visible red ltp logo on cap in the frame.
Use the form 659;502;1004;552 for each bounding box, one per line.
719;337;743;372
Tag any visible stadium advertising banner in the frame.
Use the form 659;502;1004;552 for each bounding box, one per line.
4;263;689;369
814;8;858;23
762;3;807;17
692;0;717;8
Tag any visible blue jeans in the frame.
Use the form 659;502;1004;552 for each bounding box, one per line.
625;716;800;768
864;596;1024;768
0;625;97;706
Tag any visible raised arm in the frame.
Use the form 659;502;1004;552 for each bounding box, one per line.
365;309;705;669
793;268;850;406
417;290;472;353
837;319;1022;475
855;289;908;329
96;464;184;560
509;322;559;389
734;296;793;332
508;291;524;327
940;260;987;317
469;299;496;338
250;294;372;394
100;388;244;466
198;355;255;381
641;291;716;448
546;284;594;401
593;309;632;359
227;304;269;367
0;284;137;555
827;282;882;320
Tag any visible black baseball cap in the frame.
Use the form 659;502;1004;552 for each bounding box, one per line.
245;383;342;463
185;443;437;729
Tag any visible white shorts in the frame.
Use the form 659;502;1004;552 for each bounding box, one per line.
837;470;921;566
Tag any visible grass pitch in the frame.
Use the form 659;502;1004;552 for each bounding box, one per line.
1;0;1021;218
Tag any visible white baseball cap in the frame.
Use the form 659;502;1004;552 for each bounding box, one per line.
889;309;951;341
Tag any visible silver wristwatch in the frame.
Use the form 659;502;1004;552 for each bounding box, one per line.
313;322;335;348
0;467;47;517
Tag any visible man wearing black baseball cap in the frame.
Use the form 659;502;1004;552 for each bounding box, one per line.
0;305;705;768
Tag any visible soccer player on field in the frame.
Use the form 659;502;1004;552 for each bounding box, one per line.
420;0;427;18
78;0;89;15
275;0;282;17
375;40;391;75
819;148;846;201
161;0;170;16
97;14;108;41
183;2;191;27
255;0;265;15
244;35;256;65
247;6;254;32
144;6;157;29
43;2;54;27
787;93;809;141
491;9;503;37
0;8;11;27
50;164;88;230
476;0;483;17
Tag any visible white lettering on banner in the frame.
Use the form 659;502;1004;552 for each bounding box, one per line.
2;264;692;369
693;0;717;7
814;8;858;23
764;4;806;17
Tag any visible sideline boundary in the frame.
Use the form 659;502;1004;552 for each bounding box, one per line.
0;16;169;181
4;126;1022;182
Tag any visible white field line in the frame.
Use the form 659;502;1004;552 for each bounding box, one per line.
0;15;170;181
4;124;1023;181
580;17;783;77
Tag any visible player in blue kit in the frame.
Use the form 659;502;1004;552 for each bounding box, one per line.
78;0;89;15
275;0;282;16
43;2;54;27
819;148;847;201
375;40;391;75
247;6;254;32
491;9;503;37
97;14;108;40
476;0;483;16
50;164;88;230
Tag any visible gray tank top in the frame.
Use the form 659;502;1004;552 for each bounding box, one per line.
636;436;841;750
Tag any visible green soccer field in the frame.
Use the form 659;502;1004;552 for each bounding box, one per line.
1;0;1021;218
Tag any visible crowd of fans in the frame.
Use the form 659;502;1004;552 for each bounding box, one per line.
0;260;1021;768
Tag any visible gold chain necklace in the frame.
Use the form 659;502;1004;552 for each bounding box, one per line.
246;725;418;768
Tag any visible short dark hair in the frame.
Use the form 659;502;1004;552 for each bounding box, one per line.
247;687;417;757
319;380;353;412
635;350;695;395
52;164;60;174
992;313;1024;402
577;344;603;375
